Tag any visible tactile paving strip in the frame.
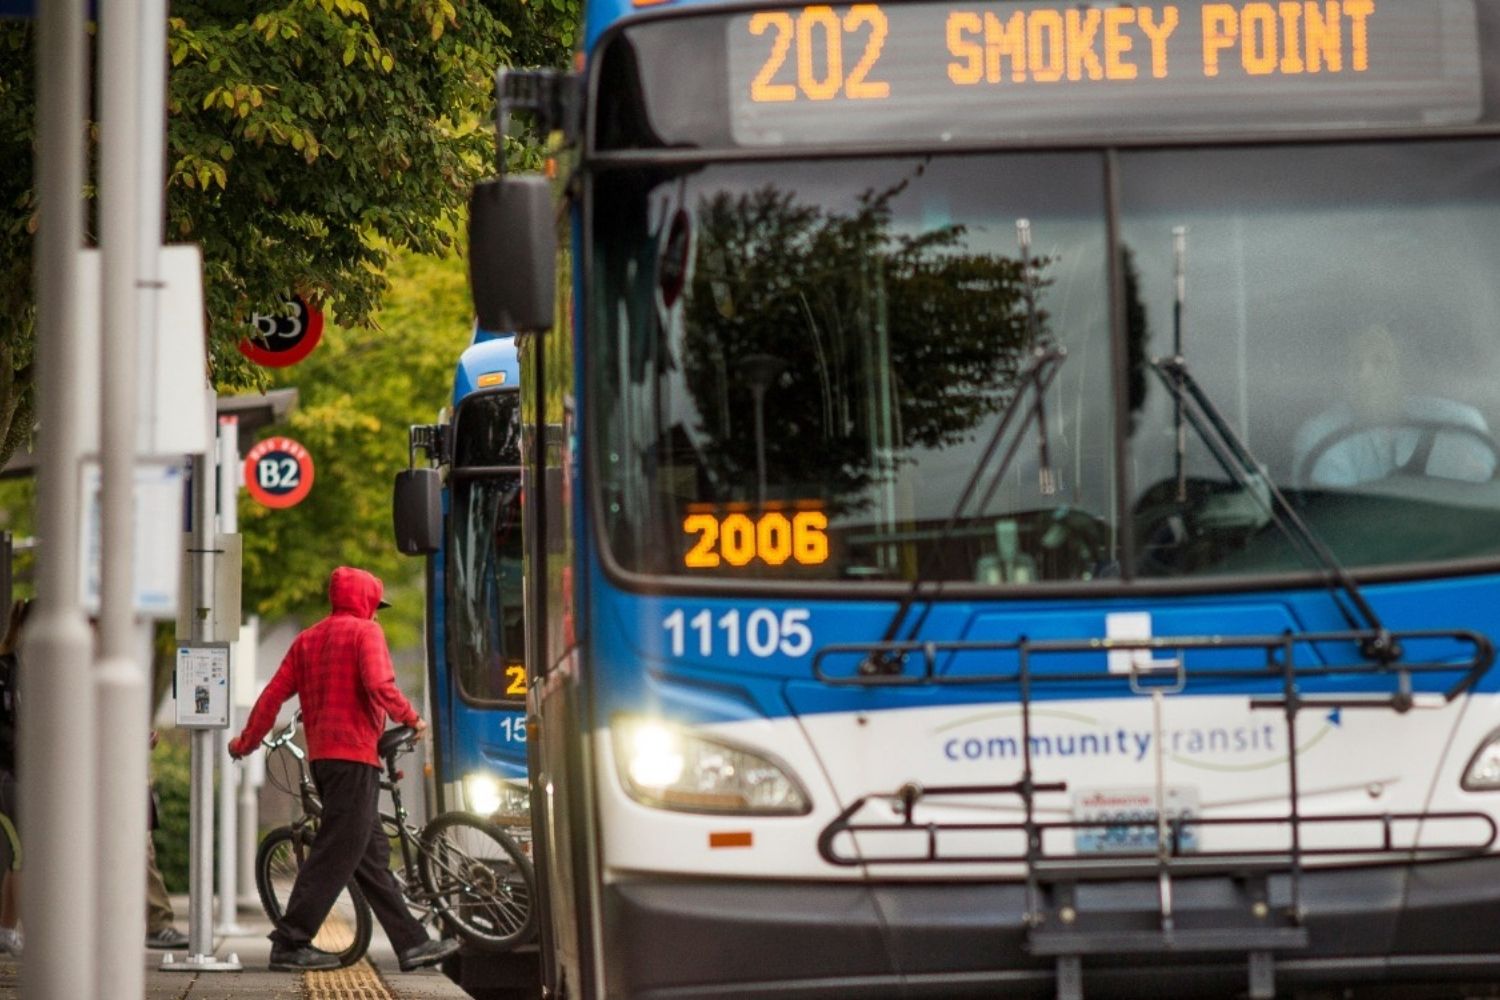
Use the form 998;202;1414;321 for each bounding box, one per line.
302;960;396;1000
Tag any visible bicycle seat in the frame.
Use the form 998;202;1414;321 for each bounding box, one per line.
378;725;417;762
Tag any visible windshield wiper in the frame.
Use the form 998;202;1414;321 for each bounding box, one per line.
1148;356;1402;665
865;220;1071;674
866;342;1068;673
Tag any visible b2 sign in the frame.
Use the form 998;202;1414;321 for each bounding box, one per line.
244;436;315;509
240;294;324;367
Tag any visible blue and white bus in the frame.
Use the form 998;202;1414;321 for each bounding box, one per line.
464;2;1500;997
397;329;534;997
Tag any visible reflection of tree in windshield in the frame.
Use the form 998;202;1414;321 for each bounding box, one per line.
680;178;1044;514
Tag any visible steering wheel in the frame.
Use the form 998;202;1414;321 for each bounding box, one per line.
1131;476;1268;578
1037;507;1112;574
1294;417;1500;488
970;507;1112;583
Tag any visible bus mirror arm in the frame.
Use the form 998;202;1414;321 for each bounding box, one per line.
408;423;446;468
495;68;583;173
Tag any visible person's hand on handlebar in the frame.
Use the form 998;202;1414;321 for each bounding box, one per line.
227;734;253;760
411;717;428;734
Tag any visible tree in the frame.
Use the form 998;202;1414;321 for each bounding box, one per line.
0;0;578;465
679;179;1043;514
0;249;473;677
0;27;38;467
237;249;474;646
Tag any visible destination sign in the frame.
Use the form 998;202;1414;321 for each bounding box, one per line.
724;0;1482;145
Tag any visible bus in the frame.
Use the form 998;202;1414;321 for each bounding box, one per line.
395;328;535;998
461;2;1500;997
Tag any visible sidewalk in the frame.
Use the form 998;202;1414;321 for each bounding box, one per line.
0;895;472;999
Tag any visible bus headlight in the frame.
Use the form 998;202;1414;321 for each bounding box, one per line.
463;773;529;818
1463;729;1500;790
613;717;811;815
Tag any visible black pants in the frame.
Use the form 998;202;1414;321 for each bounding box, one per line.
273;759;428;954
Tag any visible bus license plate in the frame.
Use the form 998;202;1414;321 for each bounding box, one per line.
1072;787;1200;855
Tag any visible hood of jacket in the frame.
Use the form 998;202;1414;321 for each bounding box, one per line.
328;566;384;619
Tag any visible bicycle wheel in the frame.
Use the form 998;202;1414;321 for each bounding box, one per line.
255;824;374;967
418;810;536;951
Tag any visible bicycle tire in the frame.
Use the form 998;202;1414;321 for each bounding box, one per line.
0;810;20;874
255;824;374;967
418;810;536;951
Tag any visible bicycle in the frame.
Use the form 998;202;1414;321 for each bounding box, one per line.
254;715;374;966
254;714;536;968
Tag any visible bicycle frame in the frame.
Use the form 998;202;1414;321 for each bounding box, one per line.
262;719;322;853
378;743;445;925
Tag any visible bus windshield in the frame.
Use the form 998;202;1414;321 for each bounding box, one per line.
589;140;1500;585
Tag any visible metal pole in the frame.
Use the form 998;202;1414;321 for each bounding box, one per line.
752;386;767;509
190;448;213;956
187;444;213;950
1172;226;1188;502
95;0;150;992
219;421;260;912
191;721;215;948
26;1;99;997
169;405;241;972
215;418;245;932
236;616;263;910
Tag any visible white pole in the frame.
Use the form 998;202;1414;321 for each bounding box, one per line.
26;1;98;997
215;418;245;932
189;440;216;957
236;616;263;910
95;0;150;992
170;398;240;972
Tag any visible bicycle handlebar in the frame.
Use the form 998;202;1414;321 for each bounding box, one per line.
261;713;412;766
261;715;305;758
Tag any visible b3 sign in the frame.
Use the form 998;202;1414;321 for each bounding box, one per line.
240;295;324;368
244;436;315;509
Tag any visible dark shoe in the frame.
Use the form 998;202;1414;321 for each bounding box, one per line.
145;926;189;949
397;937;461;972
268;946;342;972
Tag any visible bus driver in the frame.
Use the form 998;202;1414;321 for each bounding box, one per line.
1291;323;1497;489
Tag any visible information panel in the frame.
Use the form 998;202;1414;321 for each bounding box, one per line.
175;642;231;729
724;0;1482;145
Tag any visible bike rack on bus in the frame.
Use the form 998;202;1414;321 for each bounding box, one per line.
811;626;1495;1000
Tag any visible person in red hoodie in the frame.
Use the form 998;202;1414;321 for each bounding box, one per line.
229;566;459;973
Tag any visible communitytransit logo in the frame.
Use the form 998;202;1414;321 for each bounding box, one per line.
940;714;1288;766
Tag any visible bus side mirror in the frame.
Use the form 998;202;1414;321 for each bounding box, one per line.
393;468;442;556
469;176;556;334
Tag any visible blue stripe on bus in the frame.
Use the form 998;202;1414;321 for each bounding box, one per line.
584;566;1500;725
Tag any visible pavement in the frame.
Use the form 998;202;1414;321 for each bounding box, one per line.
0;895;473;1000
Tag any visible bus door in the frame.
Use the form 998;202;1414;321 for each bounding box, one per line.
442;389;530;816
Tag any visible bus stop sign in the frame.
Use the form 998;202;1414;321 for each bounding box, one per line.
240;294;323;367
244;436;314;509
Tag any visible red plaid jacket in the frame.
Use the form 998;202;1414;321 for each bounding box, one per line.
230;566;419;767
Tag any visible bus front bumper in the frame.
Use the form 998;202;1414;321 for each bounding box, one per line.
601;856;1500;999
